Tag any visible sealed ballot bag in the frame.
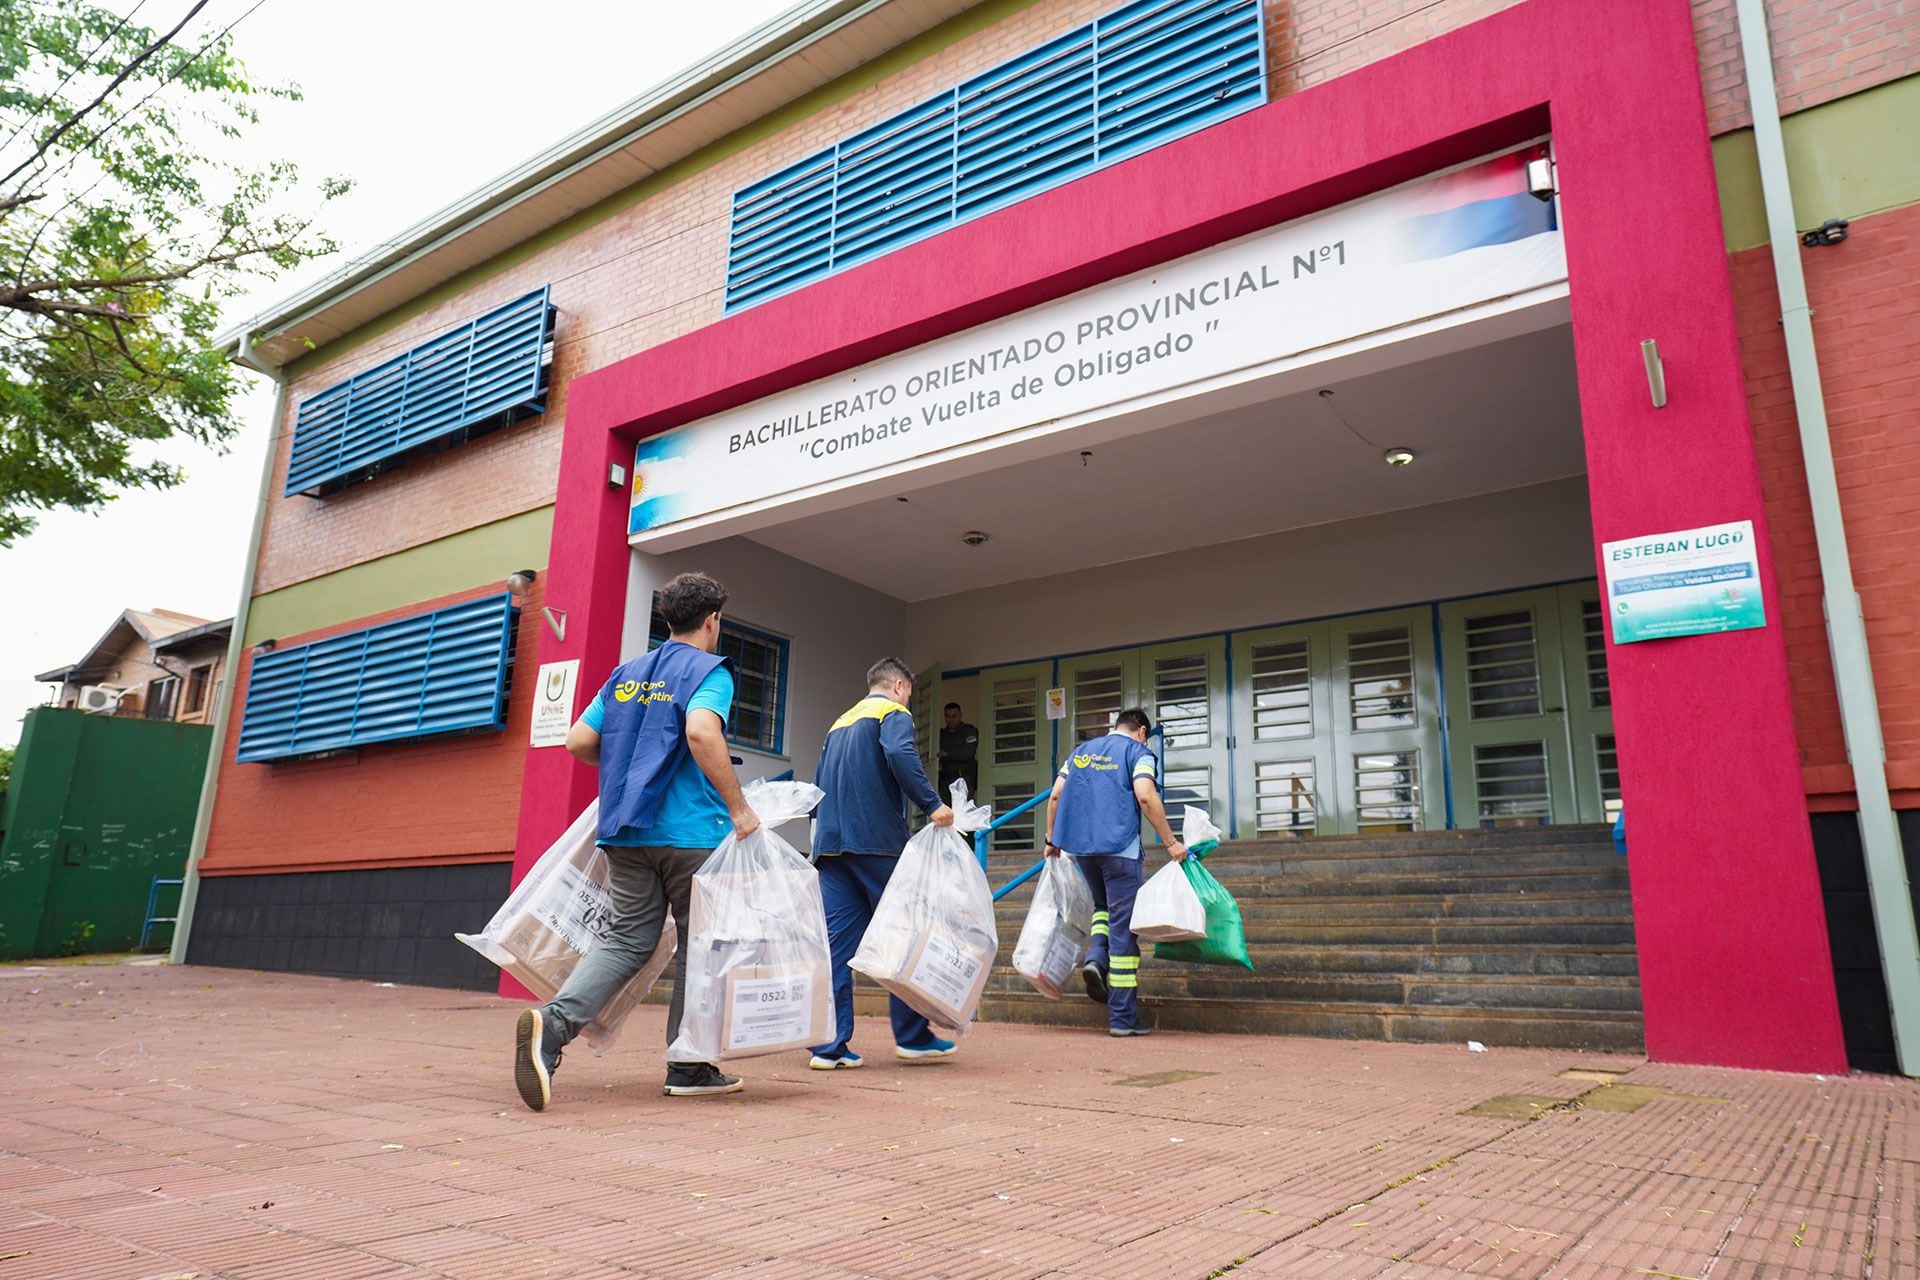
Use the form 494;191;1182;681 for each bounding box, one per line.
455;799;671;1053
667;780;834;1064
1012;855;1095;999
849;782;997;1032
1152;806;1254;971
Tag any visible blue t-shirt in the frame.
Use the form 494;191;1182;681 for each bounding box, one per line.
1052;733;1157;858
580;666;735;848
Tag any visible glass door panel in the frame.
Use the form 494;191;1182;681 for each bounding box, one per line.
1231;623;1334;838
1332;609;1447;833
976;662;1052;851
1557;582;1620;823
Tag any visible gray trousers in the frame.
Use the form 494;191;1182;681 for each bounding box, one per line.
543;845;710;1058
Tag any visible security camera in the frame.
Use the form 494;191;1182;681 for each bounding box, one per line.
1526;156;1555;202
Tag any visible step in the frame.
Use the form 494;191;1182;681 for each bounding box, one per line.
980;966;1642;1012
851;988;1645;1053
993;892;1633;932
987;848;1629;887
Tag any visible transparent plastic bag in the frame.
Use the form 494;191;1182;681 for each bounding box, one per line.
849;781;997;1033
666;780;833;1063
1132;808;1215;943
1012;855;1095;999
455;798;672;1053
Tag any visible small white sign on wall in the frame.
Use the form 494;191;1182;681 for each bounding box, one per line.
1045;687;1067;720
530;659;581;748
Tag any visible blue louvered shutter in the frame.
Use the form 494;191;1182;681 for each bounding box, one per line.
724;0;1265;311
236;595;517;763
284;288;555;497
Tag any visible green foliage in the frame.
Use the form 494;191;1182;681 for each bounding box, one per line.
57;919;96;957
0;743;12;792
0;1;348;543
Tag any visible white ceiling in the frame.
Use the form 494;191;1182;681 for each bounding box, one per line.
747;323;1587;601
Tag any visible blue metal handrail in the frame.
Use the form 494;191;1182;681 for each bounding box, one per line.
140;877;184;950
768;768;794;782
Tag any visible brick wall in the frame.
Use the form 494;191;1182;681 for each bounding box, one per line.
199;580;549;874
1737;197;1920;807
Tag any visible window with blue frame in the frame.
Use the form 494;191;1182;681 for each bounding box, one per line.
284;287;556;497
724;0;1266;310
647;610;789;756
236;594;519;763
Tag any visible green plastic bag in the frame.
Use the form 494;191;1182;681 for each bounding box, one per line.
1151;821;1253;970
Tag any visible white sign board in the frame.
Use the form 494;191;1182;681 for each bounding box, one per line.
632;150;1565;541
1602;520;1766;644
529;659;581;747
1045;687;1067;721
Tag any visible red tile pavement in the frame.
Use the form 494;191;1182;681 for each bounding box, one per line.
1;961;1913;1280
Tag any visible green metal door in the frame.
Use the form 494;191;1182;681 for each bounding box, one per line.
1140;637;1229;817
976;662;1052;850
1057;649;1140;761
1557;583;1622;822
1332;609;1448;833
1231;621;1336;837
1440;588;1580;827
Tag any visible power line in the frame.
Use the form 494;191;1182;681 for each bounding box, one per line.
0;0;152;161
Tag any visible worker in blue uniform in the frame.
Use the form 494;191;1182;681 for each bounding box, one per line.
1041;708;1186;1036
511;572;759;1110
809;657;956;1069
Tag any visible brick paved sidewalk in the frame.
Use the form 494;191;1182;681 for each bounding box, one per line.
1;962;1913;1279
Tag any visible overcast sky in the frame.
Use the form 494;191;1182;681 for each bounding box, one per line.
1;0;798;747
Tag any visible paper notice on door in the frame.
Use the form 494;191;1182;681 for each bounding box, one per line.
726;971;818;1052
908;927;989;1015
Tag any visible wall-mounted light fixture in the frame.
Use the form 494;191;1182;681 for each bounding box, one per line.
609;462;628;489
1800;218;1848;248
1641;339;1668;409
505;569;567;641
1525;155;1555;202
253;638;277;655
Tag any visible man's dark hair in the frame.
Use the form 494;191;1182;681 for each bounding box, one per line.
944;702;961;712
866;657;914;690
659;572;729;634
1115;708;1152;734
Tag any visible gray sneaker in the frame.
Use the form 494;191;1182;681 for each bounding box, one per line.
1109;1025;1152;1038
663;1062;744;1096
514;1008;563;1111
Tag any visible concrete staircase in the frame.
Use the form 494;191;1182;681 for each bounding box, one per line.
865;826;1642;1052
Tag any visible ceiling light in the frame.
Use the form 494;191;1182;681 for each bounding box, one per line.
1383;448;1416;467
961;530;990;547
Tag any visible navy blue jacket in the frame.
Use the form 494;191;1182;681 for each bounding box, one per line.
594;641;730;843
811;695;942;856
1053;732;1157;857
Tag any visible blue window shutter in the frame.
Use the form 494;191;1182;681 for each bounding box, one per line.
236;595;518;763
284;287;555;497
724;0;1266;311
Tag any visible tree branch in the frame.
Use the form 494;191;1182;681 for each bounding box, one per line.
0;0;212;196
0;234;304;309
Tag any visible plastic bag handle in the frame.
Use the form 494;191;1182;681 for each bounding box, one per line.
1187;838;1220;862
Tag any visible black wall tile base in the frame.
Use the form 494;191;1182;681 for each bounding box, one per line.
1809;809;1920;1075
187;863;513;991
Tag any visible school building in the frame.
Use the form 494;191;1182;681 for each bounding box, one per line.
179;0;1920;1074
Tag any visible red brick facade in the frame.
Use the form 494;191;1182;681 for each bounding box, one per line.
199;580;549;874
1738;197;1920;808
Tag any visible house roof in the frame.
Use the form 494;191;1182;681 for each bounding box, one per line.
149;618;234;652
33;609;214;685
217;0;991;371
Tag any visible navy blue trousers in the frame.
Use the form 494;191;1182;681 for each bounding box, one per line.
1077;853;1143;1030
811;852;939;1056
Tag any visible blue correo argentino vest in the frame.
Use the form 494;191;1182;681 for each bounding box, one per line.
1054;732;1155;856
595;641;731;842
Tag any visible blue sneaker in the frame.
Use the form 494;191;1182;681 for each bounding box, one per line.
895;1038;958;1061
809;1050;864;1070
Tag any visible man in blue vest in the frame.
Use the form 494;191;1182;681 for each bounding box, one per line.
1042;708;1186;1036
512;571;759;1110
808;657;956;1069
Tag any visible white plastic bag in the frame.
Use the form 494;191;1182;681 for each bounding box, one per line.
1132;828;1207;943
849;781;997;1033
456;799;673;1053
1012;855;1095;999
1182;805;1223;853
666;780;834;1063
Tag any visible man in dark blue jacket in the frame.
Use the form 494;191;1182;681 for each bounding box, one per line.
1042;708;1185;1036
808;657;955;1069
512;571;759;1110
